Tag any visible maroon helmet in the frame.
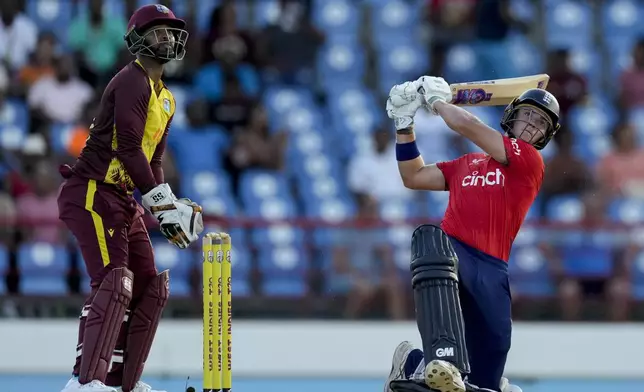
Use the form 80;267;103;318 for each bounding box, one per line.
124;4;189;63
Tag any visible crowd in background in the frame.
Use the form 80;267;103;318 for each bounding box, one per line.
1;0;644;322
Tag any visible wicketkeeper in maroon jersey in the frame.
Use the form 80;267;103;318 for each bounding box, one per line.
57;4;203;392
383;77;560;392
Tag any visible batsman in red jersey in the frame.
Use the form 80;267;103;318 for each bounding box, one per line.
383;77;560;392
57;5;203;392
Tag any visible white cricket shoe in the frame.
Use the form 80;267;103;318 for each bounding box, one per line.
383;341;414;392
60;378;118;392
424;359;466;392
115;381;166;392
500;377;522;392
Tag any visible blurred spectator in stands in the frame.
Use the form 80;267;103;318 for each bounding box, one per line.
0;188;16;247
203;1;258;67
619;38;644;109
473;0;528;79
259;0;324;85
17;32;57;94
543;193;631;321
57;98;101;163
157;0;201;84
540;130;593;213
425;0;475;75
597;120;644;200
545;49;588;118
225;104;287;196
67;0;127;86
27;54;93;131
194;19;260;103
0;0;38;72
212;75;255;133
330;193;405;319
348;127;414;203
15;158;63;244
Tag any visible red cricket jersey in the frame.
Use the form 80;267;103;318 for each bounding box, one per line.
436;136;544;262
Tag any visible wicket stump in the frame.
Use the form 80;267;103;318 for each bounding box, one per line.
201;232;232;392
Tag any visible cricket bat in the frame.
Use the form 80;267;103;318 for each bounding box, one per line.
447;74;549;107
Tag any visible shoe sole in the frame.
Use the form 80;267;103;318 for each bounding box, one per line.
384;341;414;392
424;360;465;392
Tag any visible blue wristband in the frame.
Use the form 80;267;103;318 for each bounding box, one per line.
396;141;421;161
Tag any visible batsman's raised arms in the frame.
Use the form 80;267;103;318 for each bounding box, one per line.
447;74;550;107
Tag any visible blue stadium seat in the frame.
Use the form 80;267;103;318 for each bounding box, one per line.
370;0;418;37
601;0;642;42
443;44;482;84
0;245;7;294
506;34;544;76
267;105;323;133
263;86;315;115
545;195;584;223
181;170;233;200
567;46;602;94
608;198;644;224
628;106;644;144
607;39;635;82
259;245;309;296
632;250;644;299
50;123;75;154
18;242;69;295
3;99;29;129
510;0;538;23
427;192;449;220
152;241;192;297
573;134;612;165
76;249;91;295
254;0;280;26
252;224;306;249
559;231;619;278
0;124;26;150
165;84;190;128
376;40;429;94
508;246;555;297
317;40;366;86
193;63;259;101
380;199;414;222
26;0;74;42
544;0;592;49
167;128;229;172
230;244;252;297
568;103;618;137
312;0;359;38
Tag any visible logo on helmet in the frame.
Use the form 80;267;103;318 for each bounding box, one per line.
155;4;170;14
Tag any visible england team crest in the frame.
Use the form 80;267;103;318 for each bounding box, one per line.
163;98;171;113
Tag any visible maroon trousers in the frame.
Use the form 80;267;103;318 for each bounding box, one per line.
58;175;159;386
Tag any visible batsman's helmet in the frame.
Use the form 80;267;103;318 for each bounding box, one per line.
500;88;560;150
124;4;188;63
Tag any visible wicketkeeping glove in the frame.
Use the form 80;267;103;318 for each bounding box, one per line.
141;184;204;249
386;80;425;130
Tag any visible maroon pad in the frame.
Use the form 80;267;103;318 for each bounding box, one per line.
78;267;134;384
121;270;170;392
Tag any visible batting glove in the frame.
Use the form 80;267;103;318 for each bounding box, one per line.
386;81;425;130
416;76;452;114
141;184;204;249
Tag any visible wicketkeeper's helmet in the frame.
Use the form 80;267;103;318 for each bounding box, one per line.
124;4;188;63
500;88;561;150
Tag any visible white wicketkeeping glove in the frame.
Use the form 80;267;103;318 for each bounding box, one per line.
141;184;204;249
416;76;452;114
386;80;425;130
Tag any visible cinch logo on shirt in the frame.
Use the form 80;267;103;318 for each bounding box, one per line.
462;168;505;187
